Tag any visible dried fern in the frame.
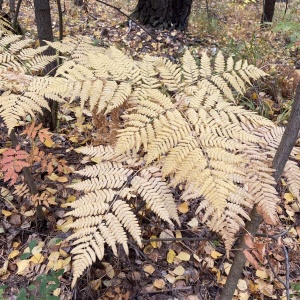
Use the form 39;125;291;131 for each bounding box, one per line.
66;146;179;287
2;35;300;289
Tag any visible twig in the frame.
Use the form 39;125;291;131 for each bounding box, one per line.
141;236;218;244
57;0;63;41
282;246;290;299
144;286;192;294
12;0;22;31
93;0;159;43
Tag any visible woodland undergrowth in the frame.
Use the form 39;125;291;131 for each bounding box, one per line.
0;32;300;295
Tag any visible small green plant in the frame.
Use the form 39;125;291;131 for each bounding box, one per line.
0;285;7;300
16;269;64;300
273;21;300;49
223;34;271;65
291;283;300;299
20;240;37;260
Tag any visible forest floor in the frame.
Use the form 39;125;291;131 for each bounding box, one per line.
0;0;300;300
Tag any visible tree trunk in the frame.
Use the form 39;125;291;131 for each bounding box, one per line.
10;0;15;12
261;0;276;23
132;0;193;30
33;0;58;131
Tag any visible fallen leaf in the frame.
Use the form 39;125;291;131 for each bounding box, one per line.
150;236;158;248
239;292;250;300
173;265;185;276
284;192;294;203
2;210;12;217
187;217;198;228
16;260;30;274
30;253;44;264
237;279;247;291
153;279;165;289
102;262;115;279
56;176;68;183
178;202;189;213
165;273;176;283
211;250;223;259
160;229;174;244
256;269;268;279
224;262;232;275
143;264;155;276
167;249;176;264
8;250;19;259
176;251;190;261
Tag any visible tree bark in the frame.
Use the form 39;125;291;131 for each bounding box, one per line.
10;0;15;12
33;0;58;131
261;0;276;23
220;83;300;300
132;0;193;30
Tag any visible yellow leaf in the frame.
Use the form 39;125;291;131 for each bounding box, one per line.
59;249;68;258
16;260;30;274
143;264;155;276
175;230;182;239
211;267;221;282
53;288;60;297
256;269;268;279
13;242;20;248
173;265;185;276
211;250;223;259
0;148;8;154
178;202;189;213
167;249;176;264
66;196;76;203
69;136;78;143
284;193;294;203
44;139;54;148
176;251;190;261
62;256;71;267
0;260;8;275
8;250;19;259
2;210;12;217
58;217;73;233
54;259;63;270
31;242;44;254
30;253;44;264
48;173;59;181
48;251;60;262
165;274;176;283
150;236;158;248
46;188;57;194
153;279;165;289
56;176;68;183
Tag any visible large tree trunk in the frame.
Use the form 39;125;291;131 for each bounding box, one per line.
33;0;58;131
261;0;276;23
132;0;193;30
